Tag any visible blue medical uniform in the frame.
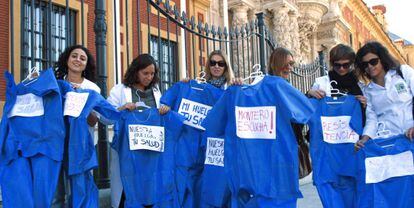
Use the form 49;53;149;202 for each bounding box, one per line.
160;80;221;207
353;135;414;208
307;96;363;208
59;81;120;208
112;109;184;208
0;69;65;208
202;76;314;208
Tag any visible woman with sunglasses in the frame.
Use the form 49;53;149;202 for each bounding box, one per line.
307;44;366;107
355;41;414;149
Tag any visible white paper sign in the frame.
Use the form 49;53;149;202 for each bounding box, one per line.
128;124;165;152
365;151;414;184
8;93;44;118
64;92;89;117
177;98;212;130
204;137;224;167
321;116;359;144
235;106;276;139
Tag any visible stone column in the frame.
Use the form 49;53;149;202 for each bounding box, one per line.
229;4;251;77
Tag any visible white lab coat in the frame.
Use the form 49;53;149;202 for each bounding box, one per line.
362;65;414;139
106;83;161;208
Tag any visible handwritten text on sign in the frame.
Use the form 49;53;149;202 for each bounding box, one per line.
204;137;224;167
64;92;89;117
8;93;44;118
235;106;276;139
178;98;212;130
128;124;165;152
365;151;414;184
321;116;359;144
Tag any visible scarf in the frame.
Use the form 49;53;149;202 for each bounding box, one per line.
328;70;362;96
208;76;227;88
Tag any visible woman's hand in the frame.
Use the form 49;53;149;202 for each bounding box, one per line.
405;127;414;140
355;95;367;108
355;135;370;151
307;89;326;99
118;103;136;111
181;78;190;83
159;105;170;115
230;77;244;86
87;112;99;127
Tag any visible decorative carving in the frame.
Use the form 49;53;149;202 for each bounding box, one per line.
94;9;107;46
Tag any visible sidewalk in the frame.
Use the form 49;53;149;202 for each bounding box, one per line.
298;173;323;208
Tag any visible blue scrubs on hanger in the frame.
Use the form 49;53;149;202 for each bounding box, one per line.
0;69;65;208
112;108;185;208
59;81;121;208
307;96;362;208
202;76;314;208
351;135;414;208
160;80;222;208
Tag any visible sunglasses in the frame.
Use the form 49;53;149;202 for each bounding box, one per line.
361;58;380;69
282;61;295;69
210;60;226;67
333;62;352;70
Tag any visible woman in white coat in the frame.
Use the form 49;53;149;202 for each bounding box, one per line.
355;41;414;149
107;54;168;207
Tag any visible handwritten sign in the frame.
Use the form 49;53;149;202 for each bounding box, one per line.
64;92;89;117
8;93;44;118
178;98;212;130
235;106;276;139
365;151;414;184
204;137;224;167
320;116;359;144
128;124;165;152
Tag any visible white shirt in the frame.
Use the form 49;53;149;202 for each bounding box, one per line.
311;75;332;97
74;78;101;145
311;74;365;97
363;65;414;139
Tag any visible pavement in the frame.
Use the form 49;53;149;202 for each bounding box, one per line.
297;173;323;208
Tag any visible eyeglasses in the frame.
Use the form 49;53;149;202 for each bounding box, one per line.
210;60;226;67
333;62;352;70
361;58;380;69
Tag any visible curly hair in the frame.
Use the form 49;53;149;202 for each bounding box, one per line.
355;41;400;80
54;45;96;82
123;54;160;89
204;50;234;84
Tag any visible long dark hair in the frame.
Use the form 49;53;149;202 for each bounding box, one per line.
355;41;400;80
123;54;159;89
54;45;96;82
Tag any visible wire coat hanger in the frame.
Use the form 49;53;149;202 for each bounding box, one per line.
243;64;264;85
134;90;151;111
23;66;40;86
326;80;347;104
192;70;206;91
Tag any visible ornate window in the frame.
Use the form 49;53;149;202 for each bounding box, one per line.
21;0;76;78
150;36;178;92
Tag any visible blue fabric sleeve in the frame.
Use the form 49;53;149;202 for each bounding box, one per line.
90;91;121;123
164;111;185;140
349;96;363;135
201;90;229;136
275;80;315;124
160;81;181;107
